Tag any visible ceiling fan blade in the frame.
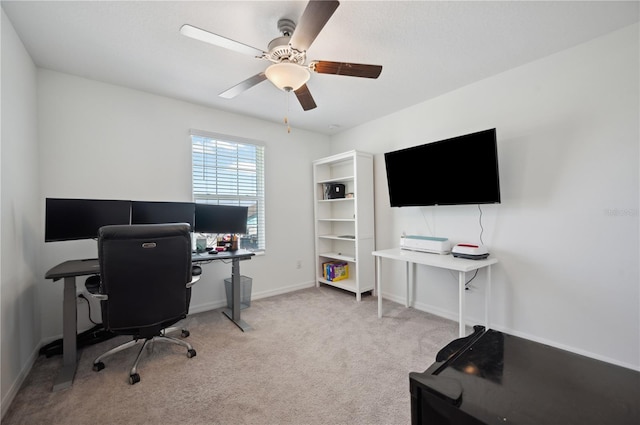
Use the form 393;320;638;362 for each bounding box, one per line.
294;84;317;111
311;61;382;79
180;24;264;58
219;73;268;98
290;0;340;51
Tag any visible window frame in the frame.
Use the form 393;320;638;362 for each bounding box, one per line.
190;129;265;253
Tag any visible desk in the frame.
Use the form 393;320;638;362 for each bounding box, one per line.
372;248;497;338
45;249;254;391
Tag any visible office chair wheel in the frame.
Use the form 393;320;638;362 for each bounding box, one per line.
187;349;196;358
93;361;105;372
129;373;140;385
181;330;190;338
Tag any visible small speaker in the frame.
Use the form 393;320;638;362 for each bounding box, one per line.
326;183;346;199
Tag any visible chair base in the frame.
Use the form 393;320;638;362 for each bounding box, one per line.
92;330;196;385
164;325;190;338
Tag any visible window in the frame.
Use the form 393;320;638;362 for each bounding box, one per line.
191;130;265;252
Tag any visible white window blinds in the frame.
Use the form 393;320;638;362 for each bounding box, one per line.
191;130;265;252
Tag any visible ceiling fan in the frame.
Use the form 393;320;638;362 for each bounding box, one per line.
180;0;382;111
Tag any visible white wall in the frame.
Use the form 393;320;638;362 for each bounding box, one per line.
331;24;639;369
37;70;330;339
1;9;41;416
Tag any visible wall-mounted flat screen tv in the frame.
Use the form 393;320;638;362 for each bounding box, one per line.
194;204;248;234
45;198;132;242
384;129;501;207
131;201;195;229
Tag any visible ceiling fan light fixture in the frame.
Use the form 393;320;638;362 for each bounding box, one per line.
265;62;310;92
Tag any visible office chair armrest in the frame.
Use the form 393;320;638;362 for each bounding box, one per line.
187;265;202;288
84;275;108;300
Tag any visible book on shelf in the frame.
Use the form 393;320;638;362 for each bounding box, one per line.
322;261;349;282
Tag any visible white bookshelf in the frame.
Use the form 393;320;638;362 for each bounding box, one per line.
313;150;375;301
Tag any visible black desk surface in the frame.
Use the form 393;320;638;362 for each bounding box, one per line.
45;259;101;280
191;249;254;263
46;249;255;281
410;327;640;425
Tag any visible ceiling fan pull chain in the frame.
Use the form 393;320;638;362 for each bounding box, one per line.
287;94;292;134
284;92;291;134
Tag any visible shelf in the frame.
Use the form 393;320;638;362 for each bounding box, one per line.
317;277;357;291
318;277;374;294
317;176;354;184
319;252;356;262
318;234;357;241
318;198;355;203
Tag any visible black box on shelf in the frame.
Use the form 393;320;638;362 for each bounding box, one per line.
325;183;346;199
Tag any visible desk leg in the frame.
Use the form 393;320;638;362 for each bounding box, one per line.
377;256;382;318
458;271;466;338
222;258;252;332
53;276;78;391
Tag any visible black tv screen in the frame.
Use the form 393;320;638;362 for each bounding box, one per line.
384;129;501;207
131;201;195;229
194;204;248;234
45;198;132;242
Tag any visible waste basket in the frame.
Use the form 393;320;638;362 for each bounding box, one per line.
224;275;252;310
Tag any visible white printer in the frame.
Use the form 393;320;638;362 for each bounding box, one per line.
400;235;451;255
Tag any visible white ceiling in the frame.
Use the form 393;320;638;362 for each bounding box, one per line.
3;1;638;135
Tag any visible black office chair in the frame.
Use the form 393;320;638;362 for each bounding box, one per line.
86;223;201;385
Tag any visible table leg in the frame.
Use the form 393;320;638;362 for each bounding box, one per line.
405;262;410;308
377;256;382;318
222;258;252;332
53;276;78;391
485;265;492;330
458;271;466;338
411;262;417;308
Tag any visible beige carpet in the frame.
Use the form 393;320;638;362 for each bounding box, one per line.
3;286;458;425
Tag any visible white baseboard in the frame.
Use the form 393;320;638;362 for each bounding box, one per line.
189;280;316;315
189;300;227;315
381;291;640;372
1;343;40;419
252;280;316;300
488;324;640;372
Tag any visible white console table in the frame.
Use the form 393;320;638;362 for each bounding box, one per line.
372;248;498;337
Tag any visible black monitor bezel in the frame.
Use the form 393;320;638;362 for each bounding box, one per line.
130;200;195;229
45;198;132;242
194;204;249;234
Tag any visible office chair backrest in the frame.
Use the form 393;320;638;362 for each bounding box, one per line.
98;223;192;336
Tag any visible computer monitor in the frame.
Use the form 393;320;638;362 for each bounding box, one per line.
194;204;248;234
130;201;195;229
45;198;132;242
